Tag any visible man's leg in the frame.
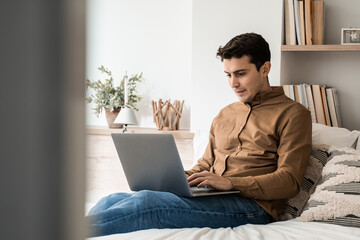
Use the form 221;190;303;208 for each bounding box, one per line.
87;190;272;237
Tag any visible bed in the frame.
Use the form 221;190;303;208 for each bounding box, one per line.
86;220;359;240
87;123;360;240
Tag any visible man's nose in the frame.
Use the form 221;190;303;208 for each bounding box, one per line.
229;76;239;88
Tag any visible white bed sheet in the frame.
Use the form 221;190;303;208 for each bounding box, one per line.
88;219;360;240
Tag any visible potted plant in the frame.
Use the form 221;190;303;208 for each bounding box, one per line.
86;65;143;128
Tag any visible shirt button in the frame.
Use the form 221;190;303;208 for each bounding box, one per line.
238;145;241;150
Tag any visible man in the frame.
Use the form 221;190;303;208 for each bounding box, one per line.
87;33;312;237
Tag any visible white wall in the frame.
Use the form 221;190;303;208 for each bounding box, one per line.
191;0;283;158
86;0;192;129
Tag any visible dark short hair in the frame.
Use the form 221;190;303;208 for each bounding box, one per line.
216;33;271;71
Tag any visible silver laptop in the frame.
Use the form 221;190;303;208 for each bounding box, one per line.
111;133;240;197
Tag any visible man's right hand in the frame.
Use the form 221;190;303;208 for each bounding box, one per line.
187;171;234;191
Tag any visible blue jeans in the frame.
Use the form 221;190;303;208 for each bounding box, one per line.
87;190;273;237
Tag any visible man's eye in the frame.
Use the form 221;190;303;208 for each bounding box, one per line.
236;73;244;77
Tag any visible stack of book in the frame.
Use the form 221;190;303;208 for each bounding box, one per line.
282;84;342;127
284;0;325;45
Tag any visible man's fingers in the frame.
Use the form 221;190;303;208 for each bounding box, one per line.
187;171;224;189
188;176;207;187
187;171;210;182
187;171;233;191
196;179;212;188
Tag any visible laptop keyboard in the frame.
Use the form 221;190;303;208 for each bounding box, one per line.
190;186;216;193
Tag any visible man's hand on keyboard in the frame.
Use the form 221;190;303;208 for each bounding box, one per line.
187;171;233;191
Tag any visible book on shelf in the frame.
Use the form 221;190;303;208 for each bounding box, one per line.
284;0;325;46
293;84;306;106
289;85;295;100
298;0;306;45
320;86;331;126
285;0;297;45
311;0;325;45
283;84;296;100
311;85;326;124
293;0;302;45
326;87;338;127
294;85;300;102
304;0;313;45
283;84;291;98
304;84;317;123
332;88;342;127
299;84;308;108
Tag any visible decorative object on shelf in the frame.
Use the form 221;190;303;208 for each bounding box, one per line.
152;99;184;131
85;66;143;128
105;108;122;128
114;107;138;133
341;28;360;45
114;72;138;133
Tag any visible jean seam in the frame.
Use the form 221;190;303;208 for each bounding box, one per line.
94;206;266;225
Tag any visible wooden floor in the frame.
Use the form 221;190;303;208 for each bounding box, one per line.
86;134;195;204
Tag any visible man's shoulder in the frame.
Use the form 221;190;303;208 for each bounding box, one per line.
260;95;312;133
282;96;310;116
275;96;312;132
270;94;310;116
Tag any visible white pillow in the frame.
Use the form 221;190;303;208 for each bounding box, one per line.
312;123;359;148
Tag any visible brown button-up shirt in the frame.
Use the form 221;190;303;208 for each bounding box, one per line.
185;87;312;221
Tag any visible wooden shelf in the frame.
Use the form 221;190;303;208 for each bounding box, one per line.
281;45;360;52
86;126;194;139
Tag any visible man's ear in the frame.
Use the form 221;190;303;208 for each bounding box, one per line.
262;61;271;77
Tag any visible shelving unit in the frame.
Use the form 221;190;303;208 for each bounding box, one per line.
86;126;194;139
281;45;360;52
280;0;360;131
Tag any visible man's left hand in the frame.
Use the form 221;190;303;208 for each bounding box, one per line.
187;171;233;191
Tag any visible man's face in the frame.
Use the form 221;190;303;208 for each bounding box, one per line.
224;55;271;103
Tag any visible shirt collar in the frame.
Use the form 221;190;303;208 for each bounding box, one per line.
245;86;285;106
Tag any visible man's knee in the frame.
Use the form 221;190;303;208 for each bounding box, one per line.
101;192;130;205
133;190;167;202
132;190;179;207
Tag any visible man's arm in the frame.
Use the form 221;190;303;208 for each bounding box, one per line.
227;109;312;200
185;118;234;190
185;123;216;177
